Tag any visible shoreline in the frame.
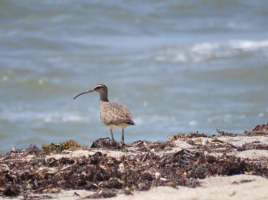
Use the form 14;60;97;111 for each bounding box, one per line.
1;123;268;199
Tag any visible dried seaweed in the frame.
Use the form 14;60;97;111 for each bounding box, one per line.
166;132;210;141
91;137;123;149
42;140;85;153
252;123;268;132
216;129;240;137
1;140;268;199
1;123;268;198
217;122;268;136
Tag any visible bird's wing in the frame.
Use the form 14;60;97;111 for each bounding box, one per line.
100;102;134;126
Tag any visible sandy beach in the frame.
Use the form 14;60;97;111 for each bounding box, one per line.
1;124;268;200
19;174;267;200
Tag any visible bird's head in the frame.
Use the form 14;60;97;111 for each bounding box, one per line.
73;84;108;99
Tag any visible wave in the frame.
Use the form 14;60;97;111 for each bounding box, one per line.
230;40;268;50
0;111;90;123
151;39;268;63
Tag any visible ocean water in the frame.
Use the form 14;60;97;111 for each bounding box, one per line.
0;0;268;153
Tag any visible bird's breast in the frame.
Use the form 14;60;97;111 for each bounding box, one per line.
107;123;131;129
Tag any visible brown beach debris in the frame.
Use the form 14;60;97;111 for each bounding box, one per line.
251;122;268;135
1;123;268;198
42;139;87;153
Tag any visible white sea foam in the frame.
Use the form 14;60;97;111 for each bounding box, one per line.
2;76;8;81
1;111;89;123
191;43;219;53
155;55;166;61
61;115;87;122
258;113;265;117
189;120;197;126
132;117;143;125
143;101;148;107
152;39;268;63
174;54;187;62
229;40;268;50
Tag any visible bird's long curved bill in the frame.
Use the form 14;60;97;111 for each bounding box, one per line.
73;90;93;99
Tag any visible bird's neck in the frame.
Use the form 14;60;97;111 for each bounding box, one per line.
99;92;109;102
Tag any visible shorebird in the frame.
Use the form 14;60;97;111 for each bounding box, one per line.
74;84;135;143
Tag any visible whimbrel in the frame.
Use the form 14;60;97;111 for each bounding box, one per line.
74;84;135;143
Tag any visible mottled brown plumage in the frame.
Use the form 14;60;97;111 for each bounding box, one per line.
74;84;135;143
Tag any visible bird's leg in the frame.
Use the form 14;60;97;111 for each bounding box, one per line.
121;128;124;143
110;128;115;142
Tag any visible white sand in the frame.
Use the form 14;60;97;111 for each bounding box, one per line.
18;175;268;200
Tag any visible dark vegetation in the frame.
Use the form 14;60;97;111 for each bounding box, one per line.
0;123;268;199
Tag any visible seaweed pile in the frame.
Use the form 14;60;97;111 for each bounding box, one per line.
1;124;268;199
